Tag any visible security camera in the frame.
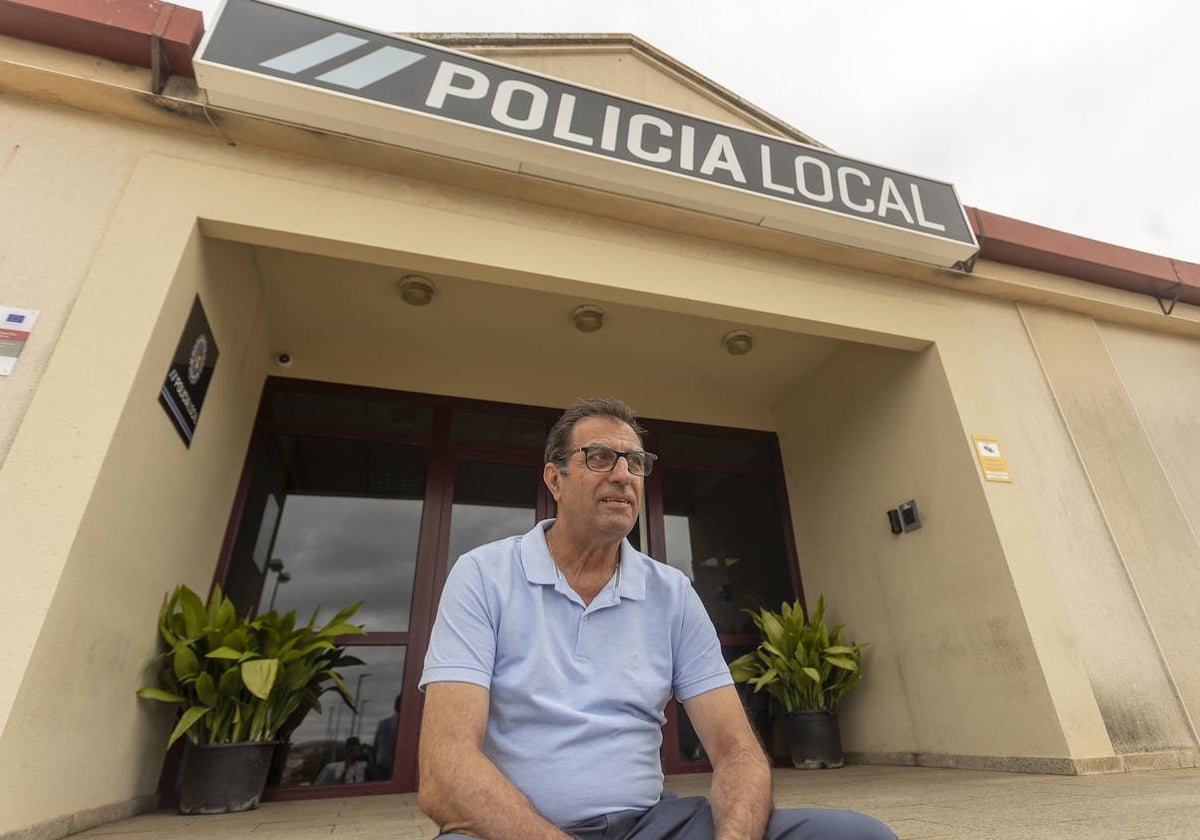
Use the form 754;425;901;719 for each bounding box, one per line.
274;353;292;368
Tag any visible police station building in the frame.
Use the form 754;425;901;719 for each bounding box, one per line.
3;0;1200;836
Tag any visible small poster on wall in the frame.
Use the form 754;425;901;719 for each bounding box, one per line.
0;306;38;376
972;435;1012;483
159;296;220;447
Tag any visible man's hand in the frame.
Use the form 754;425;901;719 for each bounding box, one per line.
683;685;773;840
418;681;573;840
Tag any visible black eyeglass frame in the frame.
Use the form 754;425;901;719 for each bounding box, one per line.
560;444;659;477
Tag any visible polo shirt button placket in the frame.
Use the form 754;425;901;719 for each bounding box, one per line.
576;609;590;659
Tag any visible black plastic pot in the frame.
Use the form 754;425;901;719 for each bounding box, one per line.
782;710;843;769
178;742;281;814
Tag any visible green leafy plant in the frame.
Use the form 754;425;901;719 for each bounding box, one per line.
136;584;365;747
729;596;866;713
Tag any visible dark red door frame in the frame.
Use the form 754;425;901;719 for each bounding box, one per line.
208;378;802;798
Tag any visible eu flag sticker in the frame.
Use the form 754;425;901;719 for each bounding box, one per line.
0;306;38;376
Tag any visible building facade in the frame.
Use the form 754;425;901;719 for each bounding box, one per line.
2;0;1200;837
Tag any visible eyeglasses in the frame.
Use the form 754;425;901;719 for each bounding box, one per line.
563;444;658;477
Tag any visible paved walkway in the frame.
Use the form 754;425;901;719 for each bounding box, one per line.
70;765;1200;840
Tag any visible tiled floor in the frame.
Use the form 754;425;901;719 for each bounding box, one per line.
71;765;1200;840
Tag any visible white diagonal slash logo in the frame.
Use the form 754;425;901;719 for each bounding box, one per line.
260;33;425;90
260;33;365;72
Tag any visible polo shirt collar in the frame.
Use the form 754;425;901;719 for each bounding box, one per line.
617;538;647;601
522;520;558;585
522;519;646;601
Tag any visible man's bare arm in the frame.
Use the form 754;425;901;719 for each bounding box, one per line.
683;685;773;840
417;681;573;840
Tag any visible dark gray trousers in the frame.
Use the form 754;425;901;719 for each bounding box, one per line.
436;793;897;840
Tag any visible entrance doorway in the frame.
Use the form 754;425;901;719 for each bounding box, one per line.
217;379;800;798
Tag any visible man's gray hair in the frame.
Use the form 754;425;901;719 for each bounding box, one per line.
545;397;646;468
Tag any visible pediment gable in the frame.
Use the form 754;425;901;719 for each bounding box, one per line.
411;33;823;148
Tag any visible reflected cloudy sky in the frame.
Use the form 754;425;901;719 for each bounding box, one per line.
264;493;536;748
287;645;406;751
262;495;422;630
263;495;537;630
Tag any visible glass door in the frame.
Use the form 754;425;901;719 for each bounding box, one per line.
215;384;557;798
646;427;799;773
221;431;431;794
444;458;542;579
213;381;802;797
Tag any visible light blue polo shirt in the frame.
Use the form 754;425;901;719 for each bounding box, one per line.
420;519;733;826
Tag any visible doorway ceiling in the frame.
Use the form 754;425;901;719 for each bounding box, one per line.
250;245;846;427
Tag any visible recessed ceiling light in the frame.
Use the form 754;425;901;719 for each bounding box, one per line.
398;275;435;305
572;304;605;333
723;330;753;355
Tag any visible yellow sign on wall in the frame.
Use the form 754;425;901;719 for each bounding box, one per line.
972;435;1012;483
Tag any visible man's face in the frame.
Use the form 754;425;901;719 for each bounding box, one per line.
544;416;644;542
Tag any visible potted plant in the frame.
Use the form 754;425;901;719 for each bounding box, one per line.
729;595;866;769
136;584;365;813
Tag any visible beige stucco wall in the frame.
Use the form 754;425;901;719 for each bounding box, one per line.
0;93;146;465
2;30;1200;838
1052;315;1200;750
994;307;1198;759
775;292;1200;772
0;223;270;830
775;336;1111;770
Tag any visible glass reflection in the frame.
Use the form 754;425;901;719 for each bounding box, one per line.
661;470;793;634
656;430;774;469
261;494;422;631
446;461;538;575
273;646;406;787
270;391;434;436
450;410;546;447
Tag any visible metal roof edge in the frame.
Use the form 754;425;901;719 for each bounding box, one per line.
967;207;1200;311
0;0;203;78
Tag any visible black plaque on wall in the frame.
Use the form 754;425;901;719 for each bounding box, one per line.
158;296;220;447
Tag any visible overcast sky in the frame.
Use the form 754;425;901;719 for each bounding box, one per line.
185;0;1199;264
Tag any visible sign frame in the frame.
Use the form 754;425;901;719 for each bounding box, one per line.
158;295;220;447
194;0;979;268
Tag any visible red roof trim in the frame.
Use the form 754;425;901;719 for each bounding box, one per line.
0;0;203;78
968;207;1200;308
